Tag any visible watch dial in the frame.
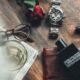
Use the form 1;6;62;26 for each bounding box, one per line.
49;8;63;22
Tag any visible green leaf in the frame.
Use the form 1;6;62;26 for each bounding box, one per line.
24;0;39;12
16;0;24;5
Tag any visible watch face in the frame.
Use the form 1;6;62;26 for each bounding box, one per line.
49;8;63;22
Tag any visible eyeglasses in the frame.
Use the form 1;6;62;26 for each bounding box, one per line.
0;24;34;43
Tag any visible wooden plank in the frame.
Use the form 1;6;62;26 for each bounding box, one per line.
2;0;80;80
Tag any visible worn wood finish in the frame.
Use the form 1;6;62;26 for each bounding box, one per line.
0;0;21;29
1;0;80;80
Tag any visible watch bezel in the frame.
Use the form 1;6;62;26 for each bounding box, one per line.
48;8;63;22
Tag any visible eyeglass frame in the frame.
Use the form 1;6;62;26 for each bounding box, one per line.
0;24;34;42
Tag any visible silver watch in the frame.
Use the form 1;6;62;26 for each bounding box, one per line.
47;0;64;26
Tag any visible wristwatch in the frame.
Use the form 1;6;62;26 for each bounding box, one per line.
47;0;64;39
47;0;64;26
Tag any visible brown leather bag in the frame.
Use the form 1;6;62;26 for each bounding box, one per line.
42;48;73;80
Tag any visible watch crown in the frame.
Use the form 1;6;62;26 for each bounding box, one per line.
63;16;66;19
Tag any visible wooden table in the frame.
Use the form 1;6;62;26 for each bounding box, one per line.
1;0;80;80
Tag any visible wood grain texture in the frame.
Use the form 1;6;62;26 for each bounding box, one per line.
0;0;21;29
1;0;80;80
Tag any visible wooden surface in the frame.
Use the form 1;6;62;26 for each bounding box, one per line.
0;0;80;80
